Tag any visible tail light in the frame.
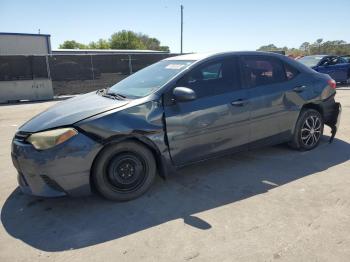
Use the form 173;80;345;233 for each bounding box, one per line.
328;79;336;89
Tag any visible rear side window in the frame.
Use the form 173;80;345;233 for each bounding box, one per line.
241;56;286;88
284;63;299;80
178;57;241;98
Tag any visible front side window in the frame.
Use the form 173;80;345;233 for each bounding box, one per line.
336;57;347;64
108;60;194;98
319;57;336;66
178;57;241;98
241;56;286;88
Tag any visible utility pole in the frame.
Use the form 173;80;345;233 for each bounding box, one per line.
180;5;183;54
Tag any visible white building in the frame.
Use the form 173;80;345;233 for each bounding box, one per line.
0;32;51;55
0;32;53;103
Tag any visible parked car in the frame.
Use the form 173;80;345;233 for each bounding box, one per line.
11;51;341;201
341;55;350;63
297;55;350;84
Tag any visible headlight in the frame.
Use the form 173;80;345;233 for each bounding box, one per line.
27;128;78;150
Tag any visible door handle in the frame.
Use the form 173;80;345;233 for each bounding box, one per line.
231;99;246;106
293;85;306;93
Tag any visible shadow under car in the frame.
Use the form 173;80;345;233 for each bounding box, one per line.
1;136;349;252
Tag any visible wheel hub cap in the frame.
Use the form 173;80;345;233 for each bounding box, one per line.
301;115;322;147
106;153;146;191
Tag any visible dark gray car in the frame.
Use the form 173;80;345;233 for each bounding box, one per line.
11;51;341;201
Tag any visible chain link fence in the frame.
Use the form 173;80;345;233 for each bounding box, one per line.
0;53;177;96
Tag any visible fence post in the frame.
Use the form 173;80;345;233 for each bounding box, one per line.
128;55;133;75
46;55;51;80
90;54;95;80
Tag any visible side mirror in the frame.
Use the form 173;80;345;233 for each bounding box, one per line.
173;87;196;102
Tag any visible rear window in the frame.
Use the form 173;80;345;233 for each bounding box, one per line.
298;56;324;67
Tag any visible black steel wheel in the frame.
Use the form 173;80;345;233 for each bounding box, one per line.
92;141;156;201
289;109;324;151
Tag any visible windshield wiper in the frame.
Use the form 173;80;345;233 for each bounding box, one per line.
97;88;127;100
105;92;126;100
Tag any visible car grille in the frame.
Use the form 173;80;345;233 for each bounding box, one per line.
41;175;65;192
14;131;31;143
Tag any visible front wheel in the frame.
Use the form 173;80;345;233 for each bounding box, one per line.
289;109;324;151
92;141;157;201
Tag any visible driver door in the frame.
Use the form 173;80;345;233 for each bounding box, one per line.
163;56;250;166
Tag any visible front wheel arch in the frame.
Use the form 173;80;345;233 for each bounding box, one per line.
89;135;164;194
91;139;157;201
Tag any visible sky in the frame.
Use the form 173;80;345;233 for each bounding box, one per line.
1;0;350;53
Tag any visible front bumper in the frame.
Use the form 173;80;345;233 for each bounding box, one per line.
11;131;102;197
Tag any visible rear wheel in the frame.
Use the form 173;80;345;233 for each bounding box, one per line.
289;109;324;151
92;141;156;201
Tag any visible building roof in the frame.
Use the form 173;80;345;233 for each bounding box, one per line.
0;32;50;37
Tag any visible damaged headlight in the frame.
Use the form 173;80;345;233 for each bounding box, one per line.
27;128;78;150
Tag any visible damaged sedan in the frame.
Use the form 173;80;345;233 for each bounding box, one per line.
11;51;341;201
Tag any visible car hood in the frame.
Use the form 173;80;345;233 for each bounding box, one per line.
19;92;129;133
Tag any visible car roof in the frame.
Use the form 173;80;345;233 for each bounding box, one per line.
164;51;286;62
302;55;328;58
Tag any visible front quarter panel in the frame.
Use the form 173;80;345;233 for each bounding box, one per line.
75;100;171;172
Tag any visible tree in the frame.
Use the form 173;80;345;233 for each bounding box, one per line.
59;40;87;49
137;33;170;51
58;30;170;51
109;30;146;49
316;38;323;54
257;44;278;51
88;39;110;49
257;39;350;57
299;42;310;54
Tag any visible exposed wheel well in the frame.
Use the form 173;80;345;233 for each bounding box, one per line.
301;103;323;117
291;103;324;137
90;136;165;193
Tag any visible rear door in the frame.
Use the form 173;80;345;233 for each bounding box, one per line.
163;56;250;166
240;55;301;144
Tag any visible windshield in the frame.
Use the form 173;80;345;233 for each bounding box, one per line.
108;60;194;98
343;56;350;62
298;56;324;67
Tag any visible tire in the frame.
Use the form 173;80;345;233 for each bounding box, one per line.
289;109;324;151
92;141;157;201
